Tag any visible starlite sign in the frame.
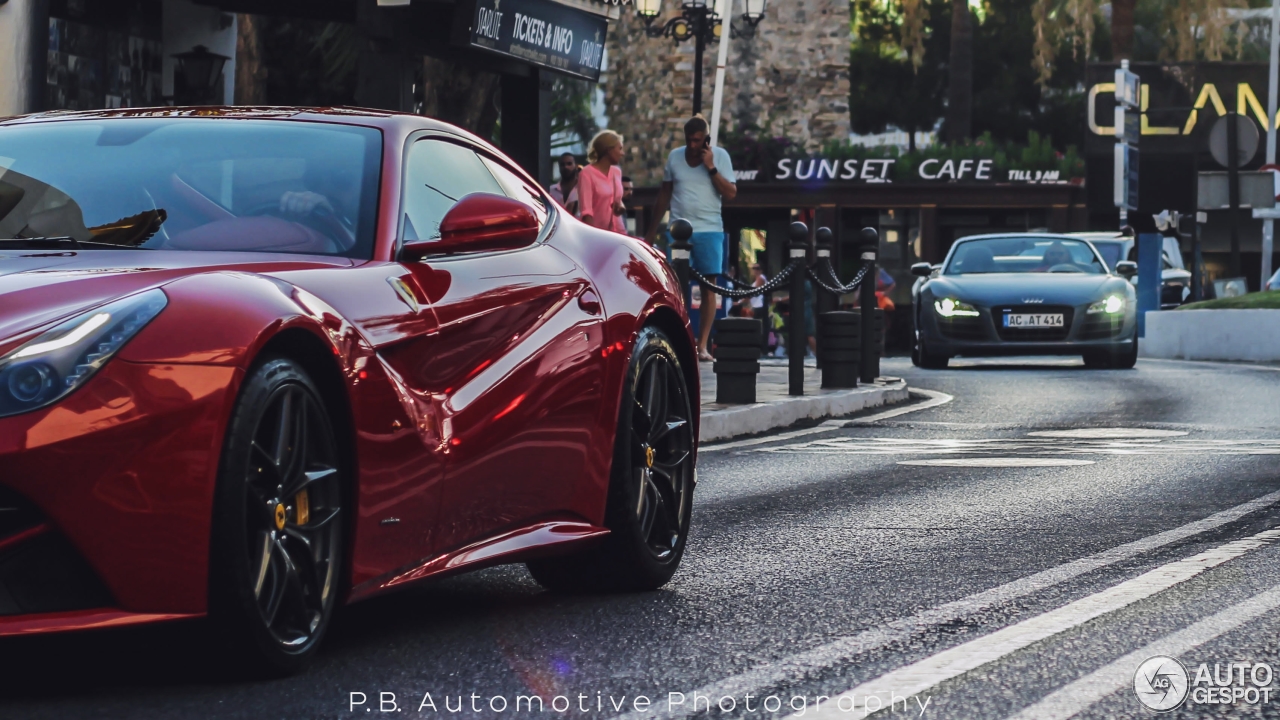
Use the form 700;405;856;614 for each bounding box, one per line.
460;0;608;81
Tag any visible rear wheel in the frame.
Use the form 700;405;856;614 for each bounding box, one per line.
209;358;344;677
528;326;695;593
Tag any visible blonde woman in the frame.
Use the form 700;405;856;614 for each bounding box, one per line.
577;130;627;234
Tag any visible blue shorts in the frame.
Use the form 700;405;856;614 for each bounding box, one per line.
666;230;727;276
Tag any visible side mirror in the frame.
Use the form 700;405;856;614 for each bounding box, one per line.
399;193;538;262
910;262;934;277
1115;260;1138;278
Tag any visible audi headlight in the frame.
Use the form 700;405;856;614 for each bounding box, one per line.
934;298;980;318
0;289;167;418
1087;294;1125;315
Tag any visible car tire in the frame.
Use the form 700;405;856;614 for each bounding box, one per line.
917;337;949;369
527;326;696;593
1083;337;1138;370
1111;336;1139;369
208;357;345;677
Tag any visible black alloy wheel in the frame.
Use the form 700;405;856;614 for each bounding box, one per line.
628;340;694;562
210;358;344;676
528;326;695;592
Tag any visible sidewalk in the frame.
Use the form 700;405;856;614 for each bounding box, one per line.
699;358;909;443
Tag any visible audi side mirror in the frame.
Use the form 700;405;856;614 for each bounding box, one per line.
910;262;934;277
399;193;539;262
1115;260;1138;278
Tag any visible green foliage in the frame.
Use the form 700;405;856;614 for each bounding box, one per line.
1178;290;1280;310
261;18;359;106
718;121;798;172
550;77;598;151
850;0;1090;151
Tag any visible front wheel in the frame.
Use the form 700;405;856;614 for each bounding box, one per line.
1083;337;1138;369
528;326;696;593
917;336;949;369
209;358;345;677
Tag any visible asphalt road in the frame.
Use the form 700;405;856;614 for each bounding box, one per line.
4;356;1280;720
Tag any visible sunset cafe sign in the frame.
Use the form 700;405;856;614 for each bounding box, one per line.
757;156;1065;184
1083;62;1277;156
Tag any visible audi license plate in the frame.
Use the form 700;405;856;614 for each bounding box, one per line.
1003;313;1064;328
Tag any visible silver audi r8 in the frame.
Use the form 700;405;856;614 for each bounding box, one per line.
910;234;1139;369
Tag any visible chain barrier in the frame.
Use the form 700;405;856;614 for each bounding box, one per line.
805;259;871;297
683;258;874;300
686;259;803;299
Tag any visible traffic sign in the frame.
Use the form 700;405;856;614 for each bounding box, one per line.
1114;108;1140;145
1114;143;1139;211
1208;114;1260;168
1114;64;1140;110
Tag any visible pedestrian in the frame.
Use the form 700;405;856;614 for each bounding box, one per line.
645;114;738;361
621;175;636;235
577;130;627;234
549;152;580;216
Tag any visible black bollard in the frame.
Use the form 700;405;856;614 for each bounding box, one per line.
814;227;837;317
669;218;694;310
818;311;860;388
787;221;809;396
857;227;879;384
712;317;762;403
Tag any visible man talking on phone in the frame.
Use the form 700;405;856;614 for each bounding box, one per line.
646;114;737;362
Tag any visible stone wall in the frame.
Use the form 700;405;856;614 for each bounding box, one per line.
603;0;851;186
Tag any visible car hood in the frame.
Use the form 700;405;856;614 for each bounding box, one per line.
925;273;1127;306
0;249;352;350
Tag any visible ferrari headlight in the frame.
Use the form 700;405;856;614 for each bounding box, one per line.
0;289;167;418
1087;294;1125;315
934;298;980;318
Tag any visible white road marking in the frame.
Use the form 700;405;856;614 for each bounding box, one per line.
845;389;954;424
897;457;1095;468
758;436;1280;456
699;389;953;453
608;490;1280;720
1028;428;1189;439
1006;583;1280;720
796;527;1280;719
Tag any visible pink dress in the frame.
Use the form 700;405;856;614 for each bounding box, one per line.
576;164;626;234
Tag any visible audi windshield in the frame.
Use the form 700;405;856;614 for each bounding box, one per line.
944;237;1107;275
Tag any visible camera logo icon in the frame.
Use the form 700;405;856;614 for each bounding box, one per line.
1134;655;1190;712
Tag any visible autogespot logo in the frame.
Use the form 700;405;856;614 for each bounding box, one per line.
1134;655;1190;712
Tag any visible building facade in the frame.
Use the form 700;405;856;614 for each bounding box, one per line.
604;0;851;186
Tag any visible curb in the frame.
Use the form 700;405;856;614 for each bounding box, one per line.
1142;309;1280;362
698;379;910;443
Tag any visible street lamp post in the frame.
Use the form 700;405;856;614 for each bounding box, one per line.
635;0;766;115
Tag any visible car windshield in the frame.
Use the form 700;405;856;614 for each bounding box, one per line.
0;118;381;258
944;237;1107;275
1089;241;1124;270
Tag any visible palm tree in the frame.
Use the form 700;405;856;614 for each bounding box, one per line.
1111;0;1136;59
945;0;973;142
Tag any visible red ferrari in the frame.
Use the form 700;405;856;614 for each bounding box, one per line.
0;108;698;674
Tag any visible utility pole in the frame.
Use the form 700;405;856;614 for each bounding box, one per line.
1264;0;1279;289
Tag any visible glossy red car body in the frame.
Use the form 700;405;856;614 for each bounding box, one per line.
0;107;696;636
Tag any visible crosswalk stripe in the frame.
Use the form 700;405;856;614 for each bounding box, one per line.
794;528;1280;719
699;390;954;453
608;489;1280;720
1004;583;1280;720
